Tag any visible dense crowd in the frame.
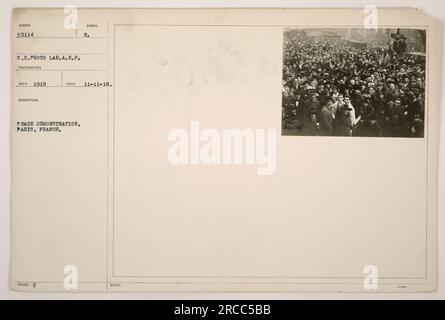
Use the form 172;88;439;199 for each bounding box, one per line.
282;31;426;137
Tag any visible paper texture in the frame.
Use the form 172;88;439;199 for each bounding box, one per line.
10;8;438;292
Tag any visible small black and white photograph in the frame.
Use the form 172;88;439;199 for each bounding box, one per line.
282;28;426;137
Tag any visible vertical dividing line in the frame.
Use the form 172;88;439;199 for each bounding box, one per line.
112;24;116;279
425;26;429;280
106;21;110;291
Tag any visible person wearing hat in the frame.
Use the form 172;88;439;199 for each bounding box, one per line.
355;113;382;137
302;90;320;125
319;97;335;136
406;91;423;123
303;110;320;136
350;89;364;119
390;113;410;137
380;109;393;137
386;81;400;101
392;34;407;56
410;117;424;138
334;103;353;136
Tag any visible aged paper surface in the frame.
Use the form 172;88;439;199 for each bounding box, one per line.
10;8;438;292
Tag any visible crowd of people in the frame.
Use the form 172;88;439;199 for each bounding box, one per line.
282;29;426;137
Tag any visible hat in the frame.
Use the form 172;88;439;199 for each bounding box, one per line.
341;104;352;111
308;109;318;116
391;31;406;40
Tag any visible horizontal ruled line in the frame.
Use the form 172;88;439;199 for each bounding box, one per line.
16;86;109;88
21;36;108;39
16;69;108;72
16;52;108;55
